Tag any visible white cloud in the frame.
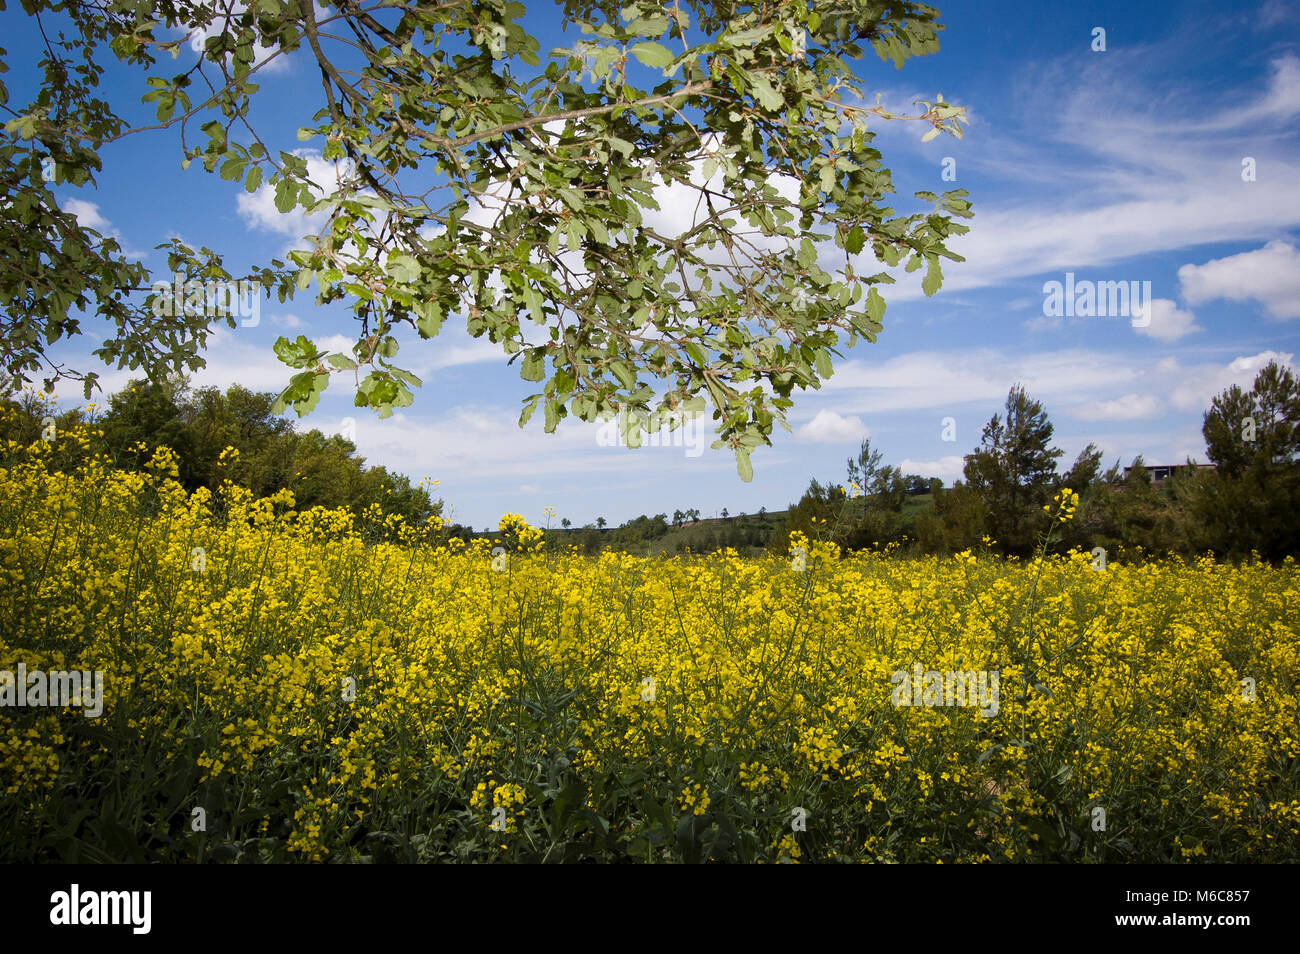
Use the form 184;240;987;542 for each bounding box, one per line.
1023;315;1064;332
1072;393;1163;421
814;346;1299;430
1177;240;1300;320
797;409;869;443
1235;54;1300;125
342;404;736;490
429;339;505;370
821;348;1144;413
1169;350;1295;412
1134;298;1200;342
64;198;108;231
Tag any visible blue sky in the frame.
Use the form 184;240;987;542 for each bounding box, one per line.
7;1;1300;530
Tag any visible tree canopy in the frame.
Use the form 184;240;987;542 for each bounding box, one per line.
2;0;971;480
0;374;441;527
962;384;1063;555
1203;359;1300;480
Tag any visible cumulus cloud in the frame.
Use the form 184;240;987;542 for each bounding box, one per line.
1133;298;1201;342
1177;240;1300;320
63;198;109;231
1169;350;1295;412
797;409;869;443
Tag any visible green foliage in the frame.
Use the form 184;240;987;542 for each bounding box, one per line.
0;380;440;528
914;481;986;554
962;385;1063;557
1203;360;1300;478
773;440;938;555
771;477;846;554
1062;442;1103;492
2;0;973;479
1072;459;1189;561
1189;360;1300;560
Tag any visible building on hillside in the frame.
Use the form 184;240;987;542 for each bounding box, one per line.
1118;462;1216;489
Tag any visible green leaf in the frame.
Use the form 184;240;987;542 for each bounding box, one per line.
819;163;837;193
609;361;637;391
274;178;297;214
846;225;865;255
416;300;445;337
797;236;816;269
273;335;318;368
627;14;671;36
522;285;546;324
520;350;546;382
391;367;422;389
922;256;943;297
628;42;675;70
737;446;753;482
724;24;776;46
519;394;542;428
814;348;833;379
327;354;357;371
749;75;784;112
385;252;419;284
219;156;246;182
865;287;886;324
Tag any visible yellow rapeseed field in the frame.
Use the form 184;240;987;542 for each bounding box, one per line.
1;427;1298;862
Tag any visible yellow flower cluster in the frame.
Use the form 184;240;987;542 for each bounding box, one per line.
679;782;711;816
497;512;544;552
1043;487;1081;523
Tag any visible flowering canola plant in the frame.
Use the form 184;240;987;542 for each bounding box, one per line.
0;427;1297;863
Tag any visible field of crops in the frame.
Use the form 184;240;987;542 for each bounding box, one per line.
2;437;1298;863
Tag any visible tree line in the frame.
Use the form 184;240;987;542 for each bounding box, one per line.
0;377;440;531
8;359;1296;562
775;360;1300;562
